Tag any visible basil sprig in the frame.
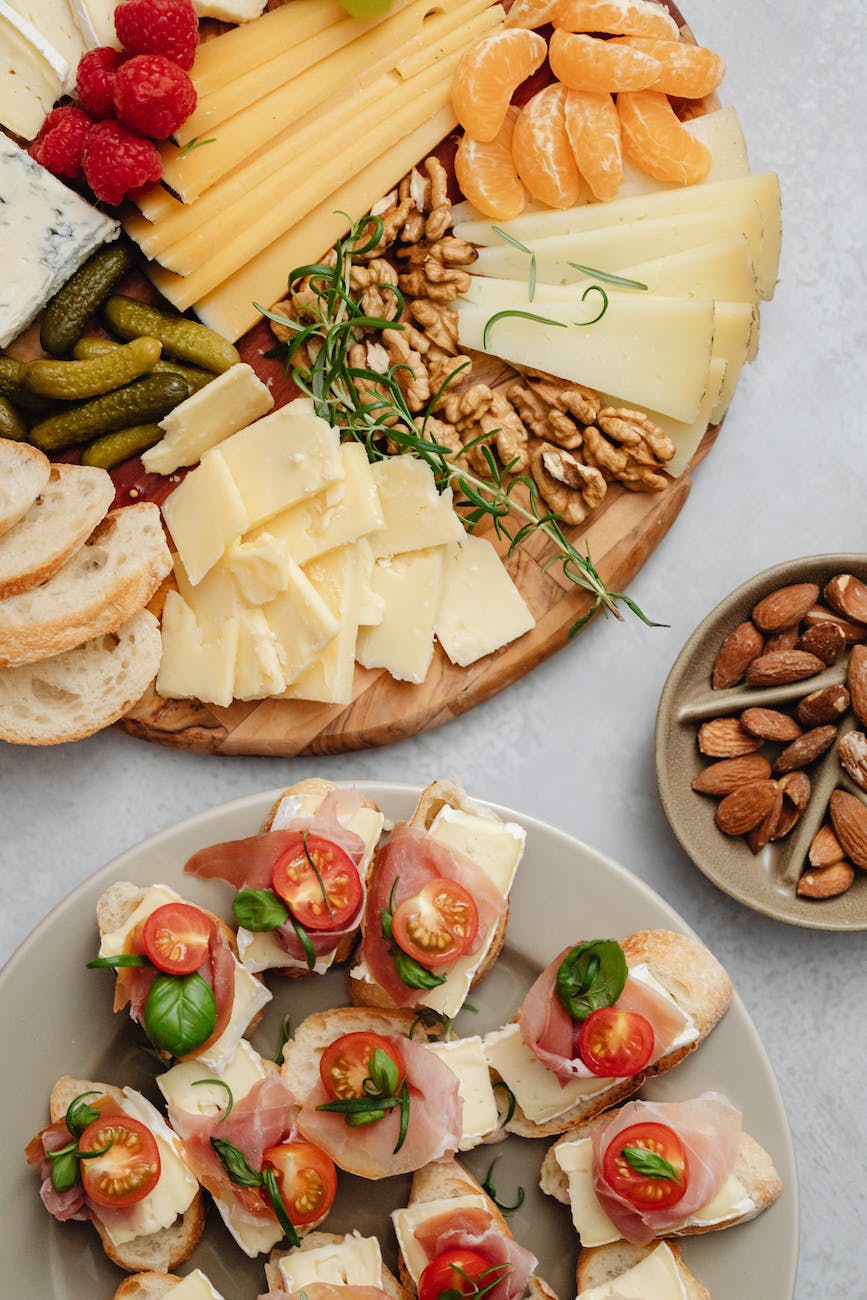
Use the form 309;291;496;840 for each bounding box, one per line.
143;971;216;1056
86;954;150;968
555;940;627;1022
620;1145;682;1182
47;1095;114;1193
232;888;289;931
481;1156;524;1214
493;1080;516;1126
210;1137;301;1247
315;1047;411;1153
192;1078;234;1121
380;878;446;992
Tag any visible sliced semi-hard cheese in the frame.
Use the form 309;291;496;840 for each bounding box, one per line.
436;533;534;666
142;362;274;475
6;0;84;92
0;0;67;139
174;552;241;636
277;1234;383;1290
162;449;249;585
356;548;444;684
262;558;340;682
157;589;240;707
710;301;756;422
392;1195;489;1284
368;456;465;558
578;1242;688;1300
283;545;362;705
615;236;759;305
159;1039;268;1117
227;533;292;605
426;1036;499;1150
234;607;286;700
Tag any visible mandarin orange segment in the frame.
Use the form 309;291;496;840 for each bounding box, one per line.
512;82;582;209
451;28;548;144
455;108;527;221
563;87;622;201
612;36;726;97
553;0;679;39
504;0;561;29
549;30;662;91
617;89;712;183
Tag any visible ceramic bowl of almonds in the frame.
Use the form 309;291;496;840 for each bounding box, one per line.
656;554;867;930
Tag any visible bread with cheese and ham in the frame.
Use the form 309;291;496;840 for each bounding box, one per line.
263;1230;410;1300
115;1269;226;1299
576;1241;711;1300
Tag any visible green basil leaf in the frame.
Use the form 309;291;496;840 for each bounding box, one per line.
290;915;316;970
49;1146;81;1193
346;1109;387;1127
493;1080;516;1126
86;954;150;968
392;948;447;991
65;1091;100;1138
620;1145;681;1182
276;1012;292;1064
232;888;289;931
144;972;216;1056
192;1078;233;1121
393;1082;410;1154
262;1165;301;1247
555;940;627;1022
369;1047;399;1096
210;1137;263;1188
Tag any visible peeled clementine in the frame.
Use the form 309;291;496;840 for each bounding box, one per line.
553;0;679;40
451;28;548;143
563;88;623;201
505;0;560;29
512;83;582;209
455;108;527;221
612;36;726;98
549;30;663;92
617;89;712;183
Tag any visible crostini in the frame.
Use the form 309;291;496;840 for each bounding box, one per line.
115;1269;226;1299
575;1241;711;1300
263;1229;410;1299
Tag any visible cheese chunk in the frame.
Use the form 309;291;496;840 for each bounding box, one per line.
429;805;525;896
142;362;274;475
368;457;465;558
174;552;241;636
278;1234;383;1290
483;1022;615;1124
228;533;292;605
283;545;362;705
578;1242;688;1300
157;589;240;707
162;449;249;585
69;0;119;47
219;398;344;528
262;558;340;682
0;1;67;139
355;548;444;684
193;962;273;1074
234;607;286;700
6;0;85;93
436;534;534;666
193;0;266;19
158;1039;268;1117
169;1272;225;1300
426;1036;499;1150
392;1195;489;1284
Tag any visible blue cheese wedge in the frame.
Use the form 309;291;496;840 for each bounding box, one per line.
276;1233;384;1290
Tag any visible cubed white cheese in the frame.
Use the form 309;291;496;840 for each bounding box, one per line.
392;1195;489;1285
425;1035;499;1150
277;1233;383;1290
436;534;534;666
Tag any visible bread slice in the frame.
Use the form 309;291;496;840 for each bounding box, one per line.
49;1075;205;1274
0;441;50;536
0;463;115;598
114;1272;218;1300
539;1112;782;1239
281;1006;436;1095
502;929;734;1139
576;1241;711;1300
348;779;512;1010
96;880;239;959
0;608;161;744
0;502;171;666
264;1230;411;1299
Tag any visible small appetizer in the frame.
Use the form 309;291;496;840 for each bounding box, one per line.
185;780;384;977
90;881;272;1071
26;1075;204;1273
350;780;525;1019
115;1269;227;1299
540;1092;782;1247
391;1157;554;1300
159;1040;337;1257
263;1229;410;1299
483;930;733;1138
575;1241;710;1300
281;1008;481;1178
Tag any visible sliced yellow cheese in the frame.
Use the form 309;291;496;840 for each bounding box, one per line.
261;559;340;682
174;551;241;636
615;236;759;305
368;456;465;558
157;589;240;707
435;533;534;666
234;607;286;700
190;0;346;99
710;301;756;422
283;545;363;705
142;362;274;475
227;532;292;606
355;547;444;683
162;448;249;585
578;1242;688;1300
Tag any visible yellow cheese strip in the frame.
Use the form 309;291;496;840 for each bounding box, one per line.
191;0;346;97
190;104;457;340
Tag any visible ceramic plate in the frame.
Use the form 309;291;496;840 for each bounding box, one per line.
0;783;798;1299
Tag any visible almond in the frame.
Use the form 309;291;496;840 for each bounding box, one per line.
691;754;773;796
745;649;825;687
747;787;783;853
824;573;867;625
773;725;837;774
697;717;764;758
829;790;867;870
740;707;802;743
765;627;799;653
795;621;846;666
809;823;845;868
751;582;820;633
847;645;867;726
715;780;780;835
797;684;850;727
778;769;811;810
711;621;764;690
803;604;866;645
838;731;867;793
797;860;855;899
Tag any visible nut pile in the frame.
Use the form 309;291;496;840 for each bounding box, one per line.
693;572;867;901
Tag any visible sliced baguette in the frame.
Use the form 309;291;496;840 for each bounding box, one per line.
49;1075;205;1274
264;1230;411;1299
0;503;171;666
114;1270;223;1300
0;608;161;745
281;1006;435;1097
0;440;50;536
0;463;115;598
502;929;734;1139
96;879;239;958
576;1241;711;1300
348;779;511;1010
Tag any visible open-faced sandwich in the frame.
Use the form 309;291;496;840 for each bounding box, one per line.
115;1269;227;1299
574;1240;711;1300
263;1229;410;1300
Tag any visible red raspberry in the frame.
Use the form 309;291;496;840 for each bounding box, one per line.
115;0;199;71
113;53;197;140
82;120;163;205
76;46;125;119
30;106;95;183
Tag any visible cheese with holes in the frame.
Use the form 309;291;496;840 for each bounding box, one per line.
426;1036;499;1150
283;545;363;705
368;457;465;558
261;559;340;682
355;548;444;684
436;534;534;666
578;1242;688;1300
234;607;286;700
6;0;84;92
392;1195;489;1284
69;0;119;47
0;0;67;138
162;449;249;585
143;363;274;475
277;1234;383;1290
157;589;240;707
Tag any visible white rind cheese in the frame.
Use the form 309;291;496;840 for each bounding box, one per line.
425;1035;499;1150
0;0;67;139
69;0;120;48
193;0;268;20
194;962;273;1074
169;1272;226;1300
6;0;85;93
392;1195;489;1284
578;1241;688;1300
143;362;274;475
277;1233;383;1290
158;1039;268;1117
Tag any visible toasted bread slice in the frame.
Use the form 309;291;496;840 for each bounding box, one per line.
115;1270;223;1299
0;463;114;598
0;503;171;666
49;1076;205;1274
0;608;161;744
499;929;733;1139
576;1241;711;1300
281;1006;435;1095
0;441;50;536
96;880;238;958
265;1230;411;1299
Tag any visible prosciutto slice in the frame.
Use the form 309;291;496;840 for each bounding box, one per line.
591;1093;742;1245
360;823;508;1008
413;1205;537;1300
517;946;690;1083
169;1072;297;1225
26;1095;129;1225
296;1032;462;1178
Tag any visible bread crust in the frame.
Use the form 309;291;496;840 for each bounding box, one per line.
265;1230;411;1300
114;1273;179;1300
576;1241;711;1300
0;440;50;536
0;463;114;599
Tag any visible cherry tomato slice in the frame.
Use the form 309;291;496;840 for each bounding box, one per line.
602;1121;688;1212
578;1007;655;1078
418;1248;496;1300
391;877;479;971
272;834;363;932
79;1114;161;1209
319;1031;405;1100
261;1140;338;1226
141;902;212;975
